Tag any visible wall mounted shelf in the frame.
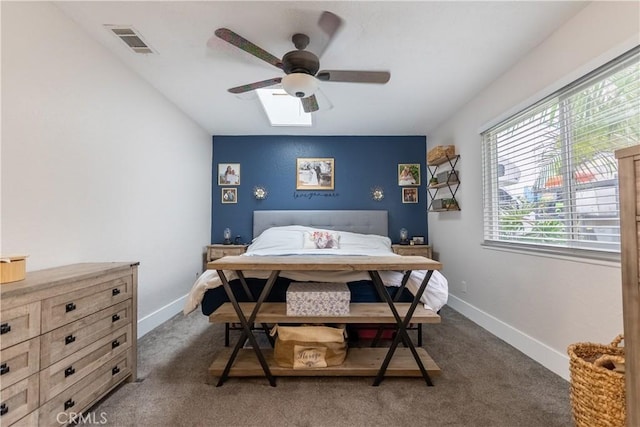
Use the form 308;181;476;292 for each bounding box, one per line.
427;154;460;212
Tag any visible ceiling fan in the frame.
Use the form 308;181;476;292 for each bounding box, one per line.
213;11;391;113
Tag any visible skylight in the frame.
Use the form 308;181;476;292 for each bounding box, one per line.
256;88;312;127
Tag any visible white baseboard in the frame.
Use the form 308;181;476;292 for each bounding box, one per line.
137;294;188;339
446;294;570;381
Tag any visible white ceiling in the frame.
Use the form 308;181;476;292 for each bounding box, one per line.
54;1;588;136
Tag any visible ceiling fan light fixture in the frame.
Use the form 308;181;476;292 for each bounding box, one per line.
281;73;318;98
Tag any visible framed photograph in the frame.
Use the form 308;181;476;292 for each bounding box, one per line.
412;236;425;245
402;187;418;204
398;163;420;186
218;163;240;186
296;158;334;190
221;188;237;204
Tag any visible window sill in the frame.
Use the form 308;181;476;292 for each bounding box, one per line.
481;242;621;268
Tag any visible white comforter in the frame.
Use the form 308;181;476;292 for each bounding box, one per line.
183;226;449;315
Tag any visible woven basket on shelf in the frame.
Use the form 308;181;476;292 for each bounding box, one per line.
567;334;626;427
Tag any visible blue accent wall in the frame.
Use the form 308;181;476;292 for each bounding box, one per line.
211;135;427;244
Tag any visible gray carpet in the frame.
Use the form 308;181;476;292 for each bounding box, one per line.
90;306;572;427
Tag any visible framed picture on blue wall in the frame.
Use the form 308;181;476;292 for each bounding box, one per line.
398;163;420;186
402;187;418;203
218;163;240;185
296;158;334;190
221;188;237;204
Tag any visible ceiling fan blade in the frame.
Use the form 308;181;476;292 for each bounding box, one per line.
313;87;333;112
301;95;319;113
316;70;390;84
228;77;282;94
315;11;343;58
215;28;283;70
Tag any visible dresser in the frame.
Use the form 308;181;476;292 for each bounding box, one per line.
0;262;138;426
616;145;639;427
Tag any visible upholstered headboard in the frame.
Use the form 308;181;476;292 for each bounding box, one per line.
253;210;388;238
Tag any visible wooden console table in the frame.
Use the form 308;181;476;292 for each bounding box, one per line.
206;255;442;387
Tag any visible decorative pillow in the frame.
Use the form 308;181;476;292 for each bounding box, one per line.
303;230;340;249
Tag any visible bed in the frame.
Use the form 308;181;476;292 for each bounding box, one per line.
184;210;448;318
185;210;447;386
184;210;448;354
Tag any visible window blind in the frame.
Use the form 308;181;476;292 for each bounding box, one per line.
482;46;640;257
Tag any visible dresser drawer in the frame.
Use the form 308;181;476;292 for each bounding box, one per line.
41;275;132;333
11;409;38;427
207;244;247;261
637;223;640;275
392;244;433;258
0;302;41;350
0;373;39;426
40;300;132;368
39;350;131;427
0;337;40;390
635;160;640;214
39;324;131;403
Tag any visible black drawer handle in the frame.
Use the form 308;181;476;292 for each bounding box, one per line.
65;302;76;313
112;366;120;376
0;403;8;416
112;314;121;322
65;334;76;345
112;340;120;349
0;323;10;334
0;363;9;375
64;399;75;410
64;366;75;377
112;288;121;296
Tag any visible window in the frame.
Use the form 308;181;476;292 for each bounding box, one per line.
482;47;639;259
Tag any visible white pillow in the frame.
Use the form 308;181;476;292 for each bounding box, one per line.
337;231;392;252
246;226;304;253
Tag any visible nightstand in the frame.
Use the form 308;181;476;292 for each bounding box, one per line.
391;244;432;259
207;244;248;262
206;244;249;347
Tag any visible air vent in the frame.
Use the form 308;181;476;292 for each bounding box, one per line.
105;25;155;54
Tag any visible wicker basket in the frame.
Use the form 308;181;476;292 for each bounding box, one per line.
427;145;455;164
568;335;626;427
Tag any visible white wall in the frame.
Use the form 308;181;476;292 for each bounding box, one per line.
428;1;639;379
1;2;212;336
